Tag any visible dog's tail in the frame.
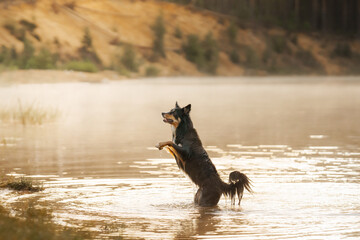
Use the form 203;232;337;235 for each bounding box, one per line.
222;171;252;205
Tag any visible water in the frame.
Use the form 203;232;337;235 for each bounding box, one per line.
1;77;360;239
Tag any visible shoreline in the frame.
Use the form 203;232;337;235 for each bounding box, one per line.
1;69;360;86
0;69;126;85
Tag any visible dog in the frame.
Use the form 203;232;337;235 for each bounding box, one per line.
156;102;252;207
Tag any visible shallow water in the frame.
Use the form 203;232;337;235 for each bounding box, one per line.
1;77;360;239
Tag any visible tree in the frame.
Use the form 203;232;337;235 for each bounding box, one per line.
294;0;300;24
357;0;360;35
312;0;319;30
342;0;348;31
321;0;327;32
79;27;101;64
81;27;92;51
182;34;204;67
202;32;218;74
227;21;238;45
151;14;166;59
121;45;138;72
167;0;359;34
19;38;35;69
182;32;219;74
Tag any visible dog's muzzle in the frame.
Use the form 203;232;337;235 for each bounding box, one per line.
162;112;173;124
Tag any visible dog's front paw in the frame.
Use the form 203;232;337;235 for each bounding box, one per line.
156;141;170;150
155;143;164;150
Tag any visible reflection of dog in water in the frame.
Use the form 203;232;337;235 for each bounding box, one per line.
156;102;252;207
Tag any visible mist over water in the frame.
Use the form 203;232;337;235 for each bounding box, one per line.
1;77;360;239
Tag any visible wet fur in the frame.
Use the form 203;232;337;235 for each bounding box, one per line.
156;103;252;207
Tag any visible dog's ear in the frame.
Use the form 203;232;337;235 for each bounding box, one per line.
183;104;191;115
175;101;180;108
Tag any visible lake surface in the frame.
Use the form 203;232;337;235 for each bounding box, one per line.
1;77;360;239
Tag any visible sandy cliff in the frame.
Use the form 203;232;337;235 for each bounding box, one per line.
0;0;359;77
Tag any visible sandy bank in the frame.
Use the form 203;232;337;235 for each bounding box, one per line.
0;69;127;85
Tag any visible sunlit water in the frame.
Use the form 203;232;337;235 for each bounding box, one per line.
1;77;360;239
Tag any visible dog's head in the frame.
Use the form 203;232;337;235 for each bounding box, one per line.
162;102;191;128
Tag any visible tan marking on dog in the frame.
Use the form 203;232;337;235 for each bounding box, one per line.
163;113;180;128
165;146;186;170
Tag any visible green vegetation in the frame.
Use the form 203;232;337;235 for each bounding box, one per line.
182;34;203;66
0;39;98;73
182;32;219;74
18;38;35;68
109;45;140;75
0;45;18;67
145;65;160;77
0;39;57;70
163;0;360;35
78;28;101;65
0;26;101;73
244;46;259;68
269;35;289;54
26;48;56;69
120;45;138;72
62;28;101;72
229;49;240;64
0;8;358;77
227;21;238;45
151;14;166;59
332;42;352;58
202;32;219;74
81;27;92;51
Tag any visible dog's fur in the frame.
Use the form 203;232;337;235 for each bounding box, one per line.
156;102;252;207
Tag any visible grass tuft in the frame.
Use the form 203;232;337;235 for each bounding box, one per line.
0;100;59;125
4;177;44;192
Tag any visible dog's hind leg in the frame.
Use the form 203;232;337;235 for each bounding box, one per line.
194;188;201;205
194;186;221;207
238;191;243;205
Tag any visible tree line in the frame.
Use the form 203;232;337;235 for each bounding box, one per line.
165;0;360;35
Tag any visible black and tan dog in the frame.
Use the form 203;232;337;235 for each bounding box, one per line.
156;102;252;207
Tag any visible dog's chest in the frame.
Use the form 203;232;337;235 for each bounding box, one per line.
171;125;178;143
